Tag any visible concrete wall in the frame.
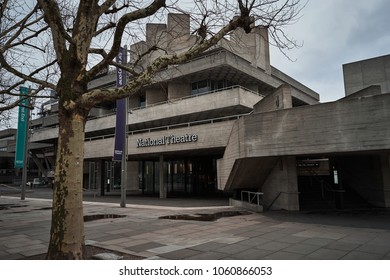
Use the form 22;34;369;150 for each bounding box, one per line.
217;121;242;190
146;88;167;105
168;82;190;99
262;157;299;211
343;55;390;96
254;84;293;113
227;26;270;73
242;93;390;157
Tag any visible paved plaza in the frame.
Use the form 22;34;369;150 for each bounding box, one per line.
1;188;390;260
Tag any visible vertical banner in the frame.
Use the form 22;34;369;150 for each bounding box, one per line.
113;47;127;161
14;87;29;168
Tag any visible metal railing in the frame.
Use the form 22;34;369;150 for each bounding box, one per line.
240;190;264;206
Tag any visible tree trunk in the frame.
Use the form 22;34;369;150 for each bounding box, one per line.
46;110;86;259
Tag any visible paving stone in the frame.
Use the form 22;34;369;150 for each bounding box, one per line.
305;248;348;260
302;237;334;247
325;241;360;251
184;251;229;260
233;248;274;260
189;242;226;252
283;243;318;255
125;242;165;252
214;243;252;255
148;244;186;254
263;251;304;260
159;248;202;259
341;251;383;260
355;243;390;256
257;241;291;252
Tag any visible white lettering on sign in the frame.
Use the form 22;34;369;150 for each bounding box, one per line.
136;134;198;148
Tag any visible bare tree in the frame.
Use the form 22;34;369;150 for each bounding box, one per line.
0;0;304;259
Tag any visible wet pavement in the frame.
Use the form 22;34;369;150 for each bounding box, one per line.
1;185;390;260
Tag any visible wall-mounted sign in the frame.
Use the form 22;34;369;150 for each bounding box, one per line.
136;134;198;148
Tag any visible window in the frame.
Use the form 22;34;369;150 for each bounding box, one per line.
191;79;236;95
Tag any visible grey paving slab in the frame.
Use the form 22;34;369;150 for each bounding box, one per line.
214;243;252;255
189;241;227;252
233;248;274;260
125;242;165;252
355;243;390;255
282;243;319;255
263;251;305;260
257;241;291;252
325;241;361;251
305;248;348;260
301;237;334;247
235;237;269;247
184;251;229;260
159;248;203;259
341;251;383;260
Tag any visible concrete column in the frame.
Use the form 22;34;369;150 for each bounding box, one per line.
98;160;105;196
262;156;299;211
159;155;167;199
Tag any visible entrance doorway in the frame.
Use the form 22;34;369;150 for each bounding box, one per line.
139;157;217;197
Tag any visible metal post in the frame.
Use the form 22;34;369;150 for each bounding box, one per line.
120;45;128;208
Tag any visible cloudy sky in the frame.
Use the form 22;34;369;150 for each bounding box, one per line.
269;0;390;102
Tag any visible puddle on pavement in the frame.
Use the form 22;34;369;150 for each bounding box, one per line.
159;211;252;222
84;214;126;222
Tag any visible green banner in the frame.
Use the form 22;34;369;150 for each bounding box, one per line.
14;87;29;168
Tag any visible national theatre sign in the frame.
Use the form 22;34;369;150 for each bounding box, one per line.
136;134;198;148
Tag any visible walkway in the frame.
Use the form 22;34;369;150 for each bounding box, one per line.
1;189;390;260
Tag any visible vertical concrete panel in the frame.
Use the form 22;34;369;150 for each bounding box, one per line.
343;62;364;96
262;156;299;211
384;56;390;93
128;96;140;109
146;23;167;48
253;85;292;113
146;88;167;105
159;155;166;198
168;13;190;38
168;82;190;99
127;161;139;192
362;58;386;91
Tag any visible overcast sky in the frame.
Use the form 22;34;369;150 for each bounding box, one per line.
269;0;390;102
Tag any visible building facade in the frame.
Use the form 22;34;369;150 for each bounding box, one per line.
24;14;390;211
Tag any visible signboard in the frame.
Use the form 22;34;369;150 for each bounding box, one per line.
14;87;29;168
136;134;199;148
113;47;127;161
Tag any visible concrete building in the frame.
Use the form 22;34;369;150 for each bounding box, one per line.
22;14;390;211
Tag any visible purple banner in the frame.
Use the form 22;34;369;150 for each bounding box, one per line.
113;47;127;161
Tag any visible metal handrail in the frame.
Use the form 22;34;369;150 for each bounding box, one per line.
240;190;264;206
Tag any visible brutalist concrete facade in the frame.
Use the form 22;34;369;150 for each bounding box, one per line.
25;14;390;211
